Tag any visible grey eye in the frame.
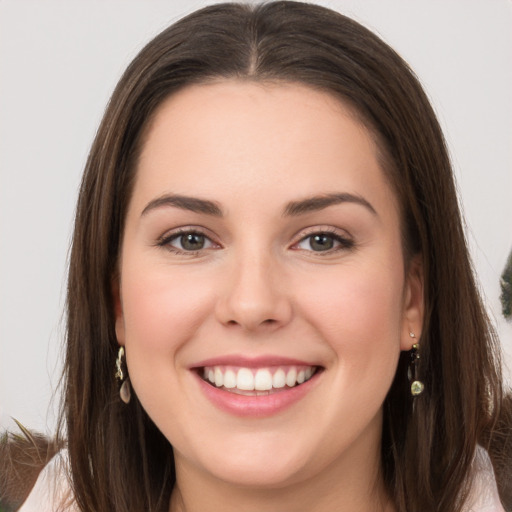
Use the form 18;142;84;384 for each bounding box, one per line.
164;231;215;252
295;232;354;253
309;234;335;251
179;233;206;251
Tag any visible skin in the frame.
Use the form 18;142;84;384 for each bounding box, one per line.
114;81;424;512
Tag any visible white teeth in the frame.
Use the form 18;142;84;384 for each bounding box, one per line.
254;369;272;391
237;368;255;390
223;369;237;389
202;365;317;391
272;368;286;388
285;368;297;387
214;367;223;387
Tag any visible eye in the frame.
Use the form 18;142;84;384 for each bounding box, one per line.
295;231;354;253
159;230;216;253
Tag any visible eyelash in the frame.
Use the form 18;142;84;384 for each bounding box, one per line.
292;227;355;254
157;228;218;255
157;227;354;255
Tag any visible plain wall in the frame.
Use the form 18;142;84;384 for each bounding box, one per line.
1;0;511;433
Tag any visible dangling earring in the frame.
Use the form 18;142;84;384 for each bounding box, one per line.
115;346;131;404
408;332;424;396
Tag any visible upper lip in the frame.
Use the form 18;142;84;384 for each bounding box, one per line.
190;354;321;369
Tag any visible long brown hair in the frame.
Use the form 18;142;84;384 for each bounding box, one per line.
62;2;511;511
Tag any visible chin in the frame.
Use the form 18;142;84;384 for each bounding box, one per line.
208;458;309;489
182;431;315;489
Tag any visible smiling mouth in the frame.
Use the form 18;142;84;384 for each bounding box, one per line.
198;365;321;396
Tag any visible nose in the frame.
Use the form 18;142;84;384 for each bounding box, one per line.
215;251;293;332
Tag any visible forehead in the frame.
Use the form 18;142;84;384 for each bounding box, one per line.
132;80;398;220
141;81;366;156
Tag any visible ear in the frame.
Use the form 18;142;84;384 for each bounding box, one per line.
400;254;424;351
112;278;125;346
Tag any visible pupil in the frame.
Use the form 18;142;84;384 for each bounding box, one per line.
181;233;204;250
310;234;333;251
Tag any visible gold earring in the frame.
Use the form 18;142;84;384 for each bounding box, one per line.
408;332;424;397
115;346;131;404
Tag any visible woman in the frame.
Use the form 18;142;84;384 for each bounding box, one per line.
9;2;511;511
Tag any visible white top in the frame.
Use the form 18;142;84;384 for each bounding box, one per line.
19;447;505;512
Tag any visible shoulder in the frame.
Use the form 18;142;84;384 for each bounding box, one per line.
18;449;77;512
463;446;506;512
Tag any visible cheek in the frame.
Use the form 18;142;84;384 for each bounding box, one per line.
292;259;405;442
295;259;404;369
121;263;213;354
119;261;217;425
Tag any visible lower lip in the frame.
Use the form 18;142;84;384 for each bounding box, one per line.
193;371;321;417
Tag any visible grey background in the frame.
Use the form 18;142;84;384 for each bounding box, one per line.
1;0;511;433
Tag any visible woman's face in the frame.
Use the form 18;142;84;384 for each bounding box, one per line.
115;81;423;489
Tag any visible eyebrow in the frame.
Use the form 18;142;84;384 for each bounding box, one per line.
141;194;223;217
283;193;377;217
140;192;377;218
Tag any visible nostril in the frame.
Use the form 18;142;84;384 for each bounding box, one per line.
224;318;277;328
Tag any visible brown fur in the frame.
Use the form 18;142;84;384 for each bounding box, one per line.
0;424;61;511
